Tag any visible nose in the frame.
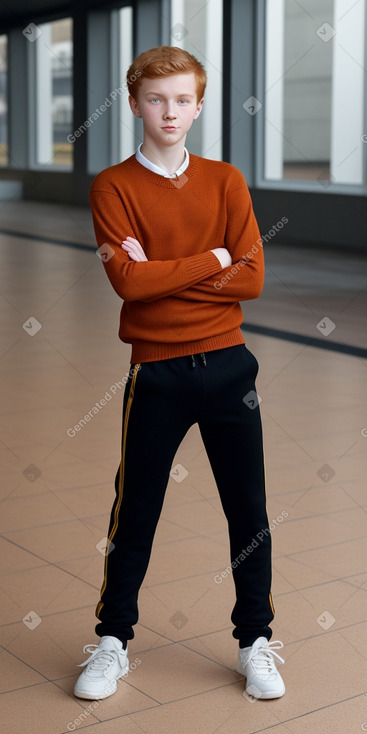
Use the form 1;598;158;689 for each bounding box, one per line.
163;103;176;119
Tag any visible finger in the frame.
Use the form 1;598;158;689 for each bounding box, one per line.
124;237;140;245
121;241;141;256
121;240;147;261
121;243;145;261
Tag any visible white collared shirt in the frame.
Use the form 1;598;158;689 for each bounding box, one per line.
135;143;189;178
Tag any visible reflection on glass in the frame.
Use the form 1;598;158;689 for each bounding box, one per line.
170;0;223;160
283;0;333;181
265;0;365;185
0;35;8;166
35;18;73;168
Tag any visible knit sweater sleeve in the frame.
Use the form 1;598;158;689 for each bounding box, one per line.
173;176;264;303
90;187;223;302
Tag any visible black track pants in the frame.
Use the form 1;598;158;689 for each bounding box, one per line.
95;343;275;648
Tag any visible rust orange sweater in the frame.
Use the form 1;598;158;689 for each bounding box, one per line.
90;153;264;363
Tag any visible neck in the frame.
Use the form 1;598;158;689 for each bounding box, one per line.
140;138;186;175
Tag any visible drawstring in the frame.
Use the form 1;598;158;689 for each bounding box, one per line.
190;353;207;368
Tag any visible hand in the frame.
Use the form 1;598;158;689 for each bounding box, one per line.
211;247;232;269
121;236;148;261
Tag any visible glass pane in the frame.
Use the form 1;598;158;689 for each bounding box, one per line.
283;0;333;181
264;0;365;185
170;0;223;160
118;6;134;162
0;35;8;166
35;18;73;168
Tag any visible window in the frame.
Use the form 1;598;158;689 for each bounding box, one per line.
0;35;8;166
87;6;133;173
117;6;134;163
33;18;73;168
263;0;366;187
170;0;223;160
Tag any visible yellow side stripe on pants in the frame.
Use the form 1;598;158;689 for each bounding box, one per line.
96;363;141;619
264;458;275;617
269;592;275;615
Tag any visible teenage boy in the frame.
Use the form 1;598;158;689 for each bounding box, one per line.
74;45;285;702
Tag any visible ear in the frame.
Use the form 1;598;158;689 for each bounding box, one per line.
128;94;142;119
193;97;204;120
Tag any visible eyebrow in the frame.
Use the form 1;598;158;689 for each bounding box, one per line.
144;92;195;98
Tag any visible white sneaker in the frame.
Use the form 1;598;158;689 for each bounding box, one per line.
74;636;129;700
236;637;285;699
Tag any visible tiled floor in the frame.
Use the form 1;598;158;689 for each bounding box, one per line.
1;200;367;733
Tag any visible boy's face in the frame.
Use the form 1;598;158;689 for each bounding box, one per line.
129;72;204;148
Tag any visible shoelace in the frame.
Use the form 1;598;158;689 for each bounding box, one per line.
248;640;285;672
77;644;124;677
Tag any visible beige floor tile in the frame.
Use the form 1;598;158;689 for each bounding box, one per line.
161;496;227;537
0;607;100;679
0;606;99;680
290;536;367;578
0;647;46;693
273;555;334;592
147;517;199;545
67;719;148;734
181;628;250;670
0;564;97;624
139;571;235;641
300;429;367;460
2;682;99;733
123;643;241;704
0;491;78;532
266;462;322;495
144;535;231;586
52;484;116;519
325;506;367;535
0;536;48;575
3;517;109;563
271;511;361;558
130;682;283;734
55;673;160;719
271;483;360;517
261;631;366;720
271;565;296;595
60;672;159;721
343;572;367;590
41;458;118;494
338;619;367;654
265;694;367;734
335;479;367;508
55;554;104;588
0;607;171;681
271;577;367;642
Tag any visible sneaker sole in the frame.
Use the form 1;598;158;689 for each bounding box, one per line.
235;665;285;699
74;665;129;700
246;685;286;699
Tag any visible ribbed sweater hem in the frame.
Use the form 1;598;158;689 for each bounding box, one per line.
127;327;246;364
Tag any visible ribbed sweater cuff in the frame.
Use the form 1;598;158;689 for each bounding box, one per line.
184;250;222;283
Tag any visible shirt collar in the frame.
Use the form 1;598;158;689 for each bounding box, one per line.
135;143;189;178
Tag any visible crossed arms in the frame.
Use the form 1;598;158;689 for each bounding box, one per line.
90;178;264;305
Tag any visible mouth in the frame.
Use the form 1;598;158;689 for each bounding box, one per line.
162;126;177;131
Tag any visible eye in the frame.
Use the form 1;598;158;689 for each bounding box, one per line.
178;99;189;104
150;98;160;103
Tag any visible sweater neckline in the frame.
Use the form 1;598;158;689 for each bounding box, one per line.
124;153;199;188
